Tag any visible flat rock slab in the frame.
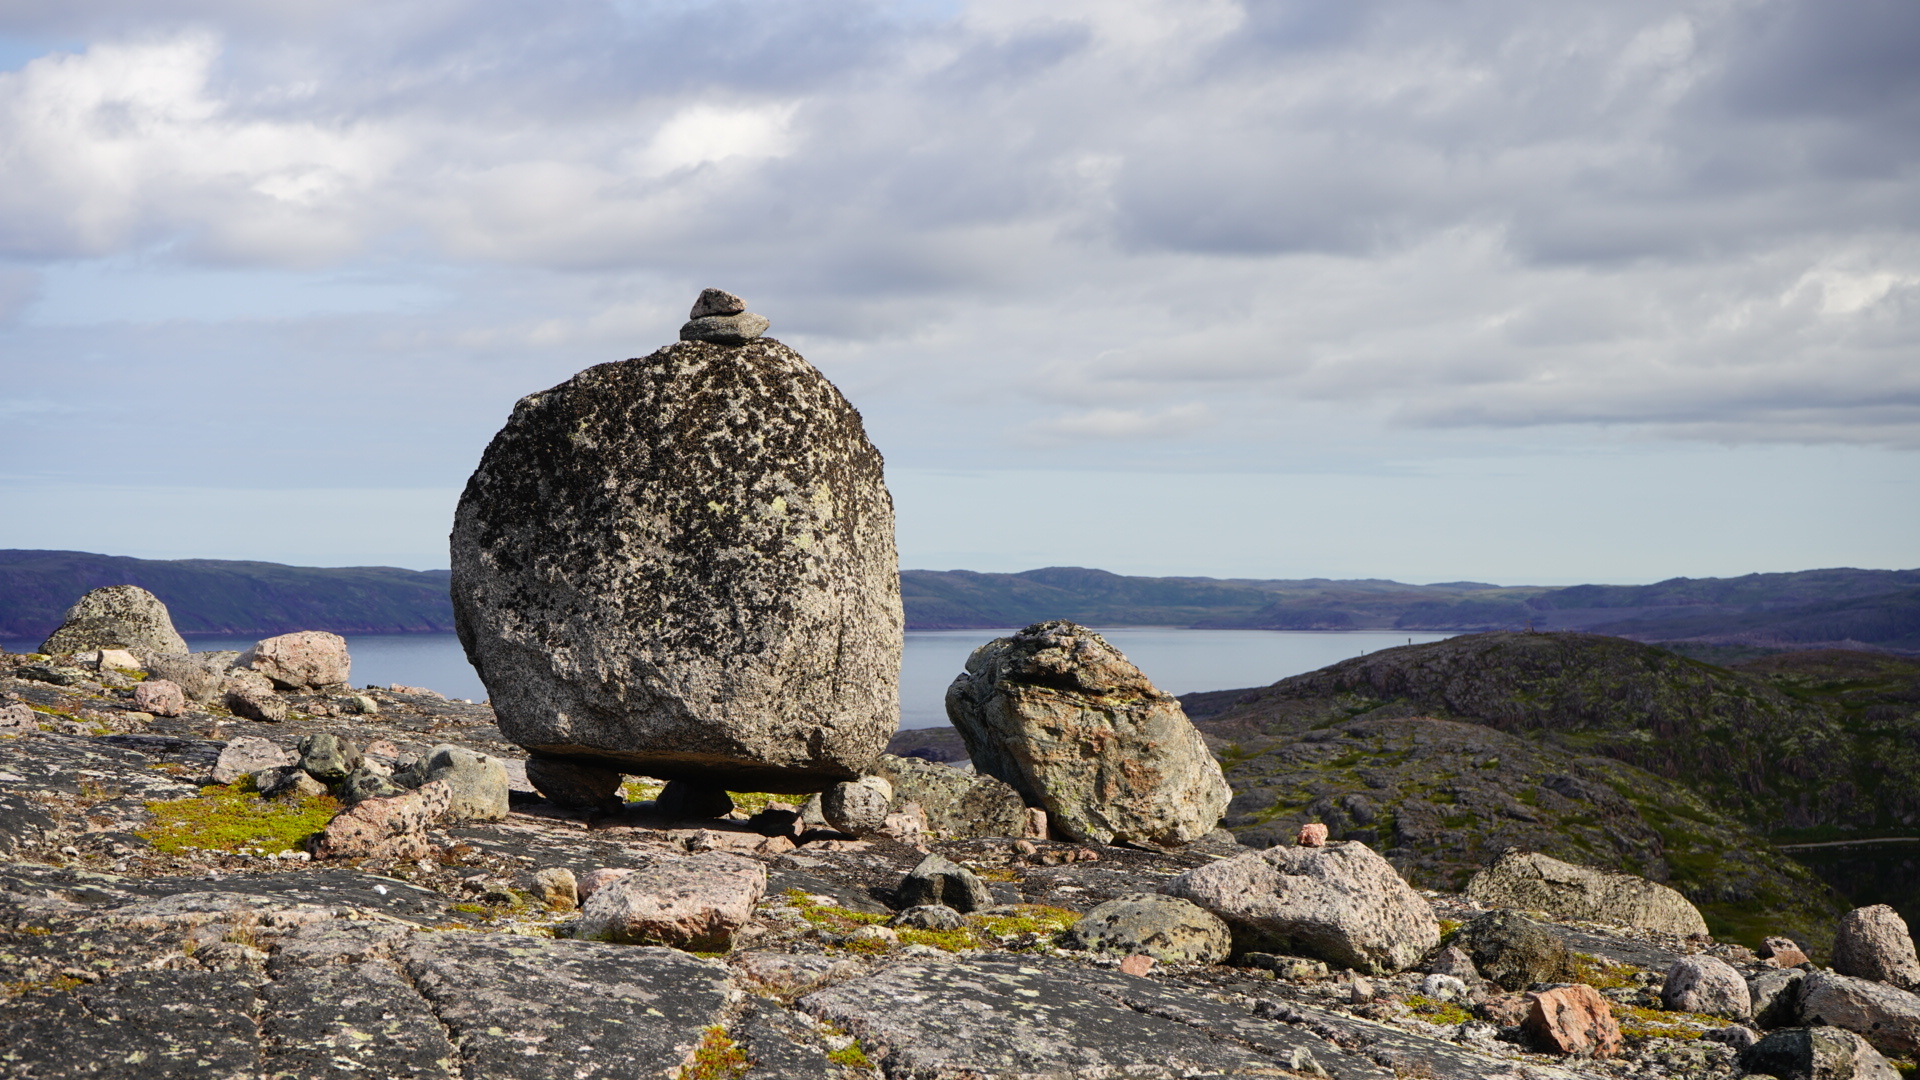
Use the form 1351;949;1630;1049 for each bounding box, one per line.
801;955;1394;1079
262;961;458;1079
401;932;732;1078
0;864;459;925
0;969;264;1080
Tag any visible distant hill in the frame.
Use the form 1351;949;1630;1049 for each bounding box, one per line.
0;550;454;640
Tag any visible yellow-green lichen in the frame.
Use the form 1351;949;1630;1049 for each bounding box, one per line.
677;1026;748;1080
138;783;338;855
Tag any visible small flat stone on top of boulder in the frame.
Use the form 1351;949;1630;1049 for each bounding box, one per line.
1665;954;1752;1019
236;631;350;691
1832;905;1920;991
40;585;189;657
573;852;766;951
897;852;994;913
1065;894;1231;965
1466;848;1708;937
1159;839;1438;975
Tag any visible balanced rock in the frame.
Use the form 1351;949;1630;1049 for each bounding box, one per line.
1832;905;1920;991
40;585;188;657
236;631;350;691
1159;839;1438;974
1665;954;1752;1019
1065;895;1232;965
525;755;625;811
1740;1026;1901;1080
451;308;902;794
945;621;1229;845
680;288;769;346
1466;849;1707;937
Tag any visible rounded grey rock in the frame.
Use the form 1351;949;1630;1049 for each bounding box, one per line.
1066;894;1232;964
823;775;892;836
679;312;770;346
297;733;361;785
451;337;902;794
890;904;965;931
690;287;746;318
1665;954;1752;1019
425;744;509;823
40;585;189;657
1832;905;1920;992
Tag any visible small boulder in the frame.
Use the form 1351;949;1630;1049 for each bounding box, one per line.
224;681;287;723
573;852;766;950
235;631;350;691
1664;954;1752;1019
897;852;995;913
823;775;892;836
1706;1024;1761;1052
40;585;188;656
1798;970;1920;1055
0;703;36;729
1752;968;1808;1029
945;621;1230;845
1419;973;1469;1002
1762;936;1812;969
1426;944;1482;984
297;733;362;785
577;868;634;904
132;679;187;717
423;744;509;823
656;781;734;820
261;767;330;801
211;736;291;786
337;766;406;807
1740;1026;1902;1080
1453;910;1572;992
689;287;746;317
311;780;451;860
867;753;1029;839
144;652;237;703
1065;894;1232;965
1160;840;1439;975
524;756;624;812
83;648;144;672
1523;984;1621;1058
889;905;964;932
1832;905;1920;991
1466;849;1708;937
533;867;579;911
1296;822;1329;847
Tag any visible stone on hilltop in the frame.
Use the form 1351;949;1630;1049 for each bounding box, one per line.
40;585;189;657
1665;954;1752;1019
945;620;1229;845
1832;905;1920;991
1160;839;1438;974
450;308;902;795
1466;848;1707;937
236;631;350;691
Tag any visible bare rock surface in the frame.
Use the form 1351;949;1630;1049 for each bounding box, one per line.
450;329;903;793
1832;904;1920;991
1468;848;1708;937
1161;839;1439;974
946;620;1230;845
39;585;189;657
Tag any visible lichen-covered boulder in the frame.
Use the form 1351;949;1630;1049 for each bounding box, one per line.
1467;849;1707;937
1065;895;1232;964
944;621;1229;845
1665;955;1753;1019
40;585;188;657
1832;905;1920;992
451;327;902;794
867;753;1030;839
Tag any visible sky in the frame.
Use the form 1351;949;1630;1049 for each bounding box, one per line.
0;0;1915;585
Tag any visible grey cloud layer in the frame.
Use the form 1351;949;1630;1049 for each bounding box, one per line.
0;0;1914;476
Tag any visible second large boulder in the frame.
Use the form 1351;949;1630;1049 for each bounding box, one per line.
40;585;189;657
1466;849;1707;937
944;621;1229;845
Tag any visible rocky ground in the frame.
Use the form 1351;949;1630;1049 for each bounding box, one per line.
2;650;1916;1079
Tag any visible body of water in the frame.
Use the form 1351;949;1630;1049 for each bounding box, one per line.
8;628;1454;724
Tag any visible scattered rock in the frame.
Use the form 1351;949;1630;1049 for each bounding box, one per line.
235;631;351;691
0;703;34;729
534;867;579;911
311;781;451;861
822;775;892;836
1707;1024;1761;1051
423;744;509;823
1740;1026;1902;1080
210;735;292;786
1348;975;1375;1004
263;768;330;801
656;780;734;820
889;904;964;931
297;733;362;785
524;755;624;811
1762;936;1813;969
1297;822;1328;847
224;681;288;722
1426;944;1481;983
80;648;144;672
1523;984;1621;1058
896;851;995;913
1452;910;1572;992
131;678;187;717
337;766;405;806
1119;954;1156;976
1065;894;1232;964
1160;839;1439;974
341;693;380;715
1832;905;1920;991
1665;954;1753;1019
1798;969;1920;1055
1244;953;1330;980
1752;967;1808;1028
40;585;189;656
451;325;902;794
1465;848;1708;937
946;621;1230;845
573;851;767;950
867;753;1030;839
145;651;237;703
1419;973;1469;1002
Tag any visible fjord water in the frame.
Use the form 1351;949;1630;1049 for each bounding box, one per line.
7;628;1458;723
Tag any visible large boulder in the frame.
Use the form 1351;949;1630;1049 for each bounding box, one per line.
1159;840;1438;974
1798;970;1920;1055
1466;849;1707;937
1740;1027;1902;1080
450;306;902;795
944;621;1229;845
867;753;1030;839
1832;905;1920;991
235;632;351;691
40;586;188;657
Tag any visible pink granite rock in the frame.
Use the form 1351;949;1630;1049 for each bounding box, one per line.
577;868;635;903
1525;984;1621;1058
238;631;350;691
132;679;187;717
1297;822;1329;847
311;780;450;861
574;852;767;950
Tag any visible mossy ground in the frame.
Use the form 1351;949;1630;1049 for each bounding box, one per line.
677;1026;748;1080
138;782;339;855
1403;995;1470;1025
1610;1003;1719;1041
782;890;1080;953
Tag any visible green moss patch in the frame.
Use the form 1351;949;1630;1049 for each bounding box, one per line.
677;1026;748;1080
138;783;338;855
1404;994;1471;1025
